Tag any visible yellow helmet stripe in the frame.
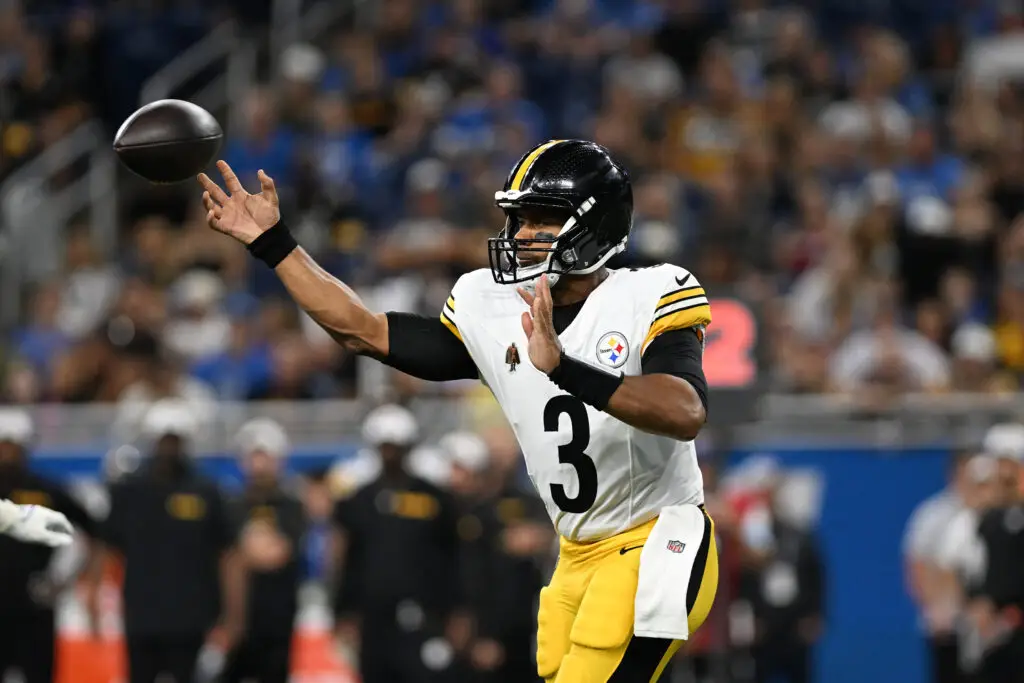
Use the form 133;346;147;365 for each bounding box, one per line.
509;139;566;192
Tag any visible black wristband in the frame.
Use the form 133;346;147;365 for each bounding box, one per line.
246;221;298;268
547;352;624;411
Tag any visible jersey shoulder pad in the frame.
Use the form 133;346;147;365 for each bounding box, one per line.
638;263;712;352
440;268;500;342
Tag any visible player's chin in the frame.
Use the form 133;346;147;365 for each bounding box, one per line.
515;254;546;267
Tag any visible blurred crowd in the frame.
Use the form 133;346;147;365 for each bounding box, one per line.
4;0;1024;407
1;399;825;683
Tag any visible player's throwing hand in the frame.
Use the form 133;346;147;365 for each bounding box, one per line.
197;161;280;245
517;275;563;374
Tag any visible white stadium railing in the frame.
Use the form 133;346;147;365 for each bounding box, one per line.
0;120;118;328
13;393;1024;455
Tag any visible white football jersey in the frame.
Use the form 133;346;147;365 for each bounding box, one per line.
440;264;712;541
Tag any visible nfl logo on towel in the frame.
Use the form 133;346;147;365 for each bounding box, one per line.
666;540;685;554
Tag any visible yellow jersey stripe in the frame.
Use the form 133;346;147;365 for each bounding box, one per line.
440;310;463;342
642;304;711;352
446;296;456;312
656;286;705;310
509;140;565;191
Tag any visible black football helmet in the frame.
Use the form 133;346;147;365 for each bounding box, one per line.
489;139;633;286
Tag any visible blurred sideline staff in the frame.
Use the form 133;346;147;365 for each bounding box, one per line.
0;408;100;683
443;430;551;683
99;399;246;683
738;458;825;683
968;424;1024;683
332;404;464;683
903;450;973;683
934;452;1003;679
223;418;307;683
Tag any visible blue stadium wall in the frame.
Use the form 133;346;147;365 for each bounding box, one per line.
33;444;948;683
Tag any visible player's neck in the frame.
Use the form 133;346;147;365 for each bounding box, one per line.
551;269;608;307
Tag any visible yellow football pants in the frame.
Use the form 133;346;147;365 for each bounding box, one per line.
536;509;718;683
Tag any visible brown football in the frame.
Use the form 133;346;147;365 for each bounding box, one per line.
114;99;223;184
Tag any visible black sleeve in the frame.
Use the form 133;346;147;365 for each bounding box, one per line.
383;312;477;381
641;327;709;412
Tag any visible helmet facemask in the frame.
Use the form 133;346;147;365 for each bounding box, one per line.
488;191;628;290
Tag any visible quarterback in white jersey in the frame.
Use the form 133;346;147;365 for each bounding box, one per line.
199;139;718;683
443;264;707;542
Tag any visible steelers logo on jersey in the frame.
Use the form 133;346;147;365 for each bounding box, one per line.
596;331;630;369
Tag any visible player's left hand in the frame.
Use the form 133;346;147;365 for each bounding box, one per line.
518;275;563;374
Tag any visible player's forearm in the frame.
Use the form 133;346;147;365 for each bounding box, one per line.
273;247;388;356
604;373;706;441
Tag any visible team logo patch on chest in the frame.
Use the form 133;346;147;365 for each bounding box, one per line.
596;331;629;368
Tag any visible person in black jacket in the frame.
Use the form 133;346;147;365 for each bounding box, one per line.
444;430;551;683
968;424;1024;683
0;408;100;683
223;418;307;683
743;509;826;683
332;404;464;683
100;399;246;683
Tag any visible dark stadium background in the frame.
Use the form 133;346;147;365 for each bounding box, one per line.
3;0;1024;682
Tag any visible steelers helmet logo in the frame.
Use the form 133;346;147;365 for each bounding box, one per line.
596;332;629;369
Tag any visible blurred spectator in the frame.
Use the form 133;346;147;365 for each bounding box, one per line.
969;424;1024;682
190;314;272;400
11;281;71;381
829;285;951;396
739;460;826;683
163;270;231;364
222;89;298;192
904;451;971;683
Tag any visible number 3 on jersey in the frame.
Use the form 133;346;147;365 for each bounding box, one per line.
544;396;598;513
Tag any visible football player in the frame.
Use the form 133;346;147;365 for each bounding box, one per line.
199;139;717;682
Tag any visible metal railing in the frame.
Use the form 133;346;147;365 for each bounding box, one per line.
736;391;1024;448
0;120;118;327
139;20;257;135
12;393;1024;455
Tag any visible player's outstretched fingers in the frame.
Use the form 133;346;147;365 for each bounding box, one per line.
257;169;279;206
198;173;229;205
521;311;534;338
535;276;554;324
202;191;218;212
217;160;244;194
